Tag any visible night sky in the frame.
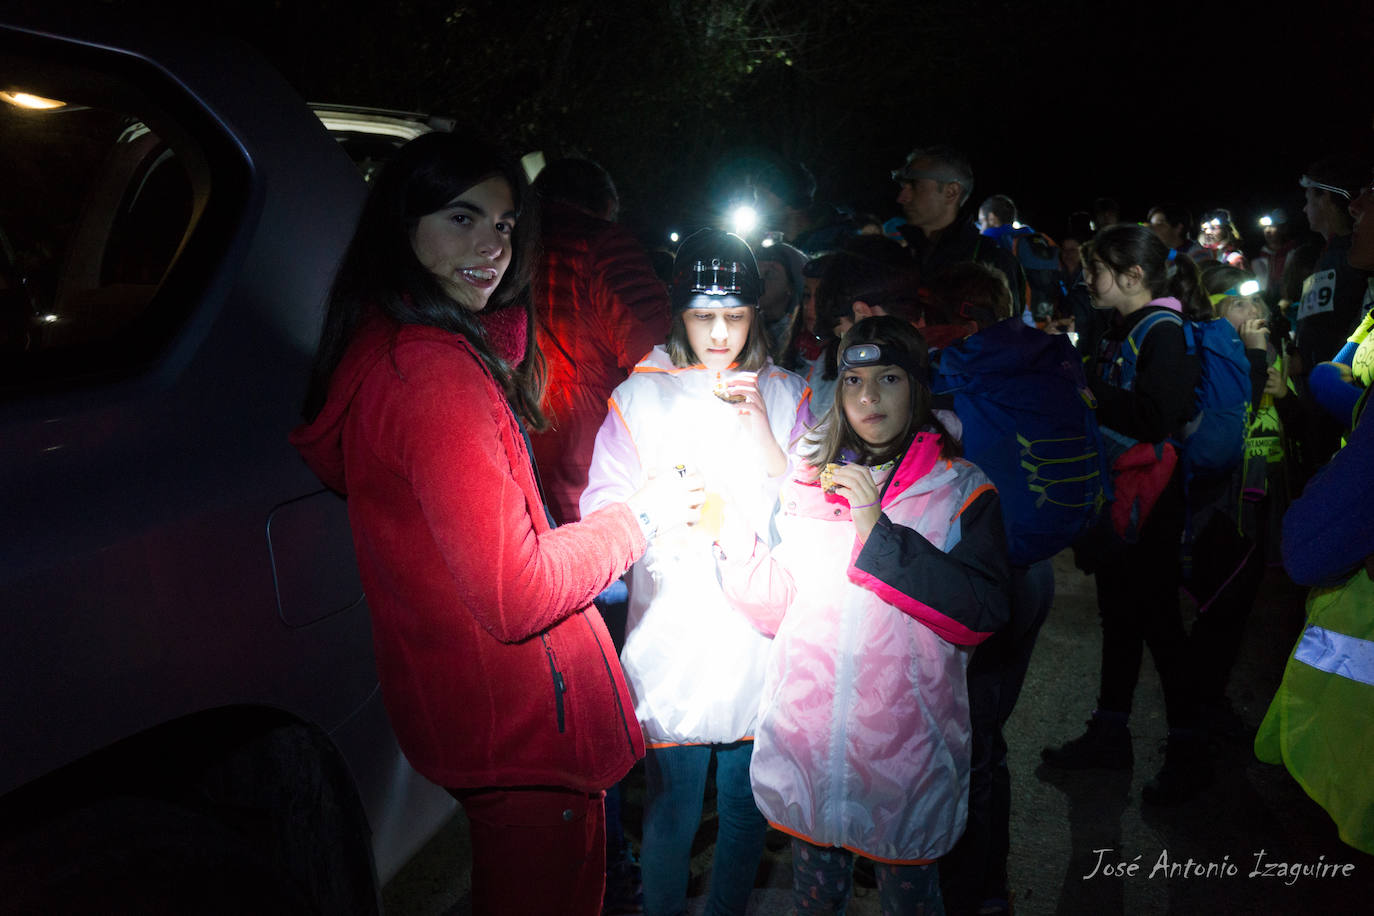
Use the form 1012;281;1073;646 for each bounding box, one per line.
69;0;1374;244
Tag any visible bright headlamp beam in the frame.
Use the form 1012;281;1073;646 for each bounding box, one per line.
731;205;759;236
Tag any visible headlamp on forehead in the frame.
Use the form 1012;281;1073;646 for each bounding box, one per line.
687;258;750;298
1208;279;1262;306
839;342;925;379
1300;174;1353;200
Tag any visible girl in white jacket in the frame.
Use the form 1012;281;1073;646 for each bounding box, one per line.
718;316;1009;914
582;230;809;916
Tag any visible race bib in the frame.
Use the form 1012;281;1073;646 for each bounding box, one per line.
1297;269;1338;320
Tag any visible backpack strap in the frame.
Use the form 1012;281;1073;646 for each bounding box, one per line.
1125;308;1183;359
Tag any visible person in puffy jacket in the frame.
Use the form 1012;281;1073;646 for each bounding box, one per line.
717;315;1010;915
289;133;702;916
581;229;809;916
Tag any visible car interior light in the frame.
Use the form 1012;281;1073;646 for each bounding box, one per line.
1;90;66;110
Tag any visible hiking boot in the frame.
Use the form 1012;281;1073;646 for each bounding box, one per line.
1141;731;1213;805
1041;713;1133;770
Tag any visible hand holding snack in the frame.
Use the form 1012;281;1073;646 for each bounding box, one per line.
828;463;882;542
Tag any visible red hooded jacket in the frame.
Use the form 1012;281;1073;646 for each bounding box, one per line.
289;313;646;791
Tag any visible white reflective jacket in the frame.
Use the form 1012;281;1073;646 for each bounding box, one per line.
582;346;809;745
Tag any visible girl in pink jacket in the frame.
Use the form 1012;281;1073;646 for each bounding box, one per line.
718;316;1010;914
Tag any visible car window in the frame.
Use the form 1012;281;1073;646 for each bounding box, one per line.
0;67;206;379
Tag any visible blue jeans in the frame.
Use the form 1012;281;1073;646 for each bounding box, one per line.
640;741;767;916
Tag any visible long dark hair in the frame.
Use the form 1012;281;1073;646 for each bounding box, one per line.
1085;224;1211;320
302;132;547;428
805;315;957;467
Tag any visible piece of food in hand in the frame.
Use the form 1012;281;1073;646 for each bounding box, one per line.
698;492;725;538
713;373;746;404
713;385;746;404
818;462;844;493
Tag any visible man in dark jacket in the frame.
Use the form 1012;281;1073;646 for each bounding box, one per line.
529;158;670;527
891;145;1023;315
1292;153;1372;478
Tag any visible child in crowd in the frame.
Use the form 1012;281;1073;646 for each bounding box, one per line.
782;253;834;381
716;315;1010;914
581;229;809;916
1042;225;1212;804
1184;265;1293;735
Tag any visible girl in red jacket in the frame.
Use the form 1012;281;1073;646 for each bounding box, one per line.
290;133;701;916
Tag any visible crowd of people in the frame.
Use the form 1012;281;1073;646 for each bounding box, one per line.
289;132;1373;916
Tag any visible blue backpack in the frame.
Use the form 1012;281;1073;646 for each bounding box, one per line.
1107;310;1250;484
932;319;1109;566
1013;232;1066;323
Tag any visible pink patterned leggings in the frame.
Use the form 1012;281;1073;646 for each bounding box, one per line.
791;838;943;915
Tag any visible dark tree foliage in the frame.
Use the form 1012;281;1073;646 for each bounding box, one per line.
54;0;1374;239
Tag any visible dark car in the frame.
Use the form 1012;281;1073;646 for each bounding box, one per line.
0;13;454;911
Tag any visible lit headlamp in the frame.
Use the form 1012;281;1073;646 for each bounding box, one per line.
1299;175;1352;200
686;258;750;299
1207;279;1262;306
839;342;925;379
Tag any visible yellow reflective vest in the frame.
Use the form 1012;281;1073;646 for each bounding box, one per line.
1256;568;1374;855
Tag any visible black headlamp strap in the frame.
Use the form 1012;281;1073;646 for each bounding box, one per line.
838;343;925;380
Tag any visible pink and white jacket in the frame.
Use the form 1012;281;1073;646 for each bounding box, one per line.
719;431;1010;862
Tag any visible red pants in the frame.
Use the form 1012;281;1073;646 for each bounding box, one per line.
453;787;606;916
